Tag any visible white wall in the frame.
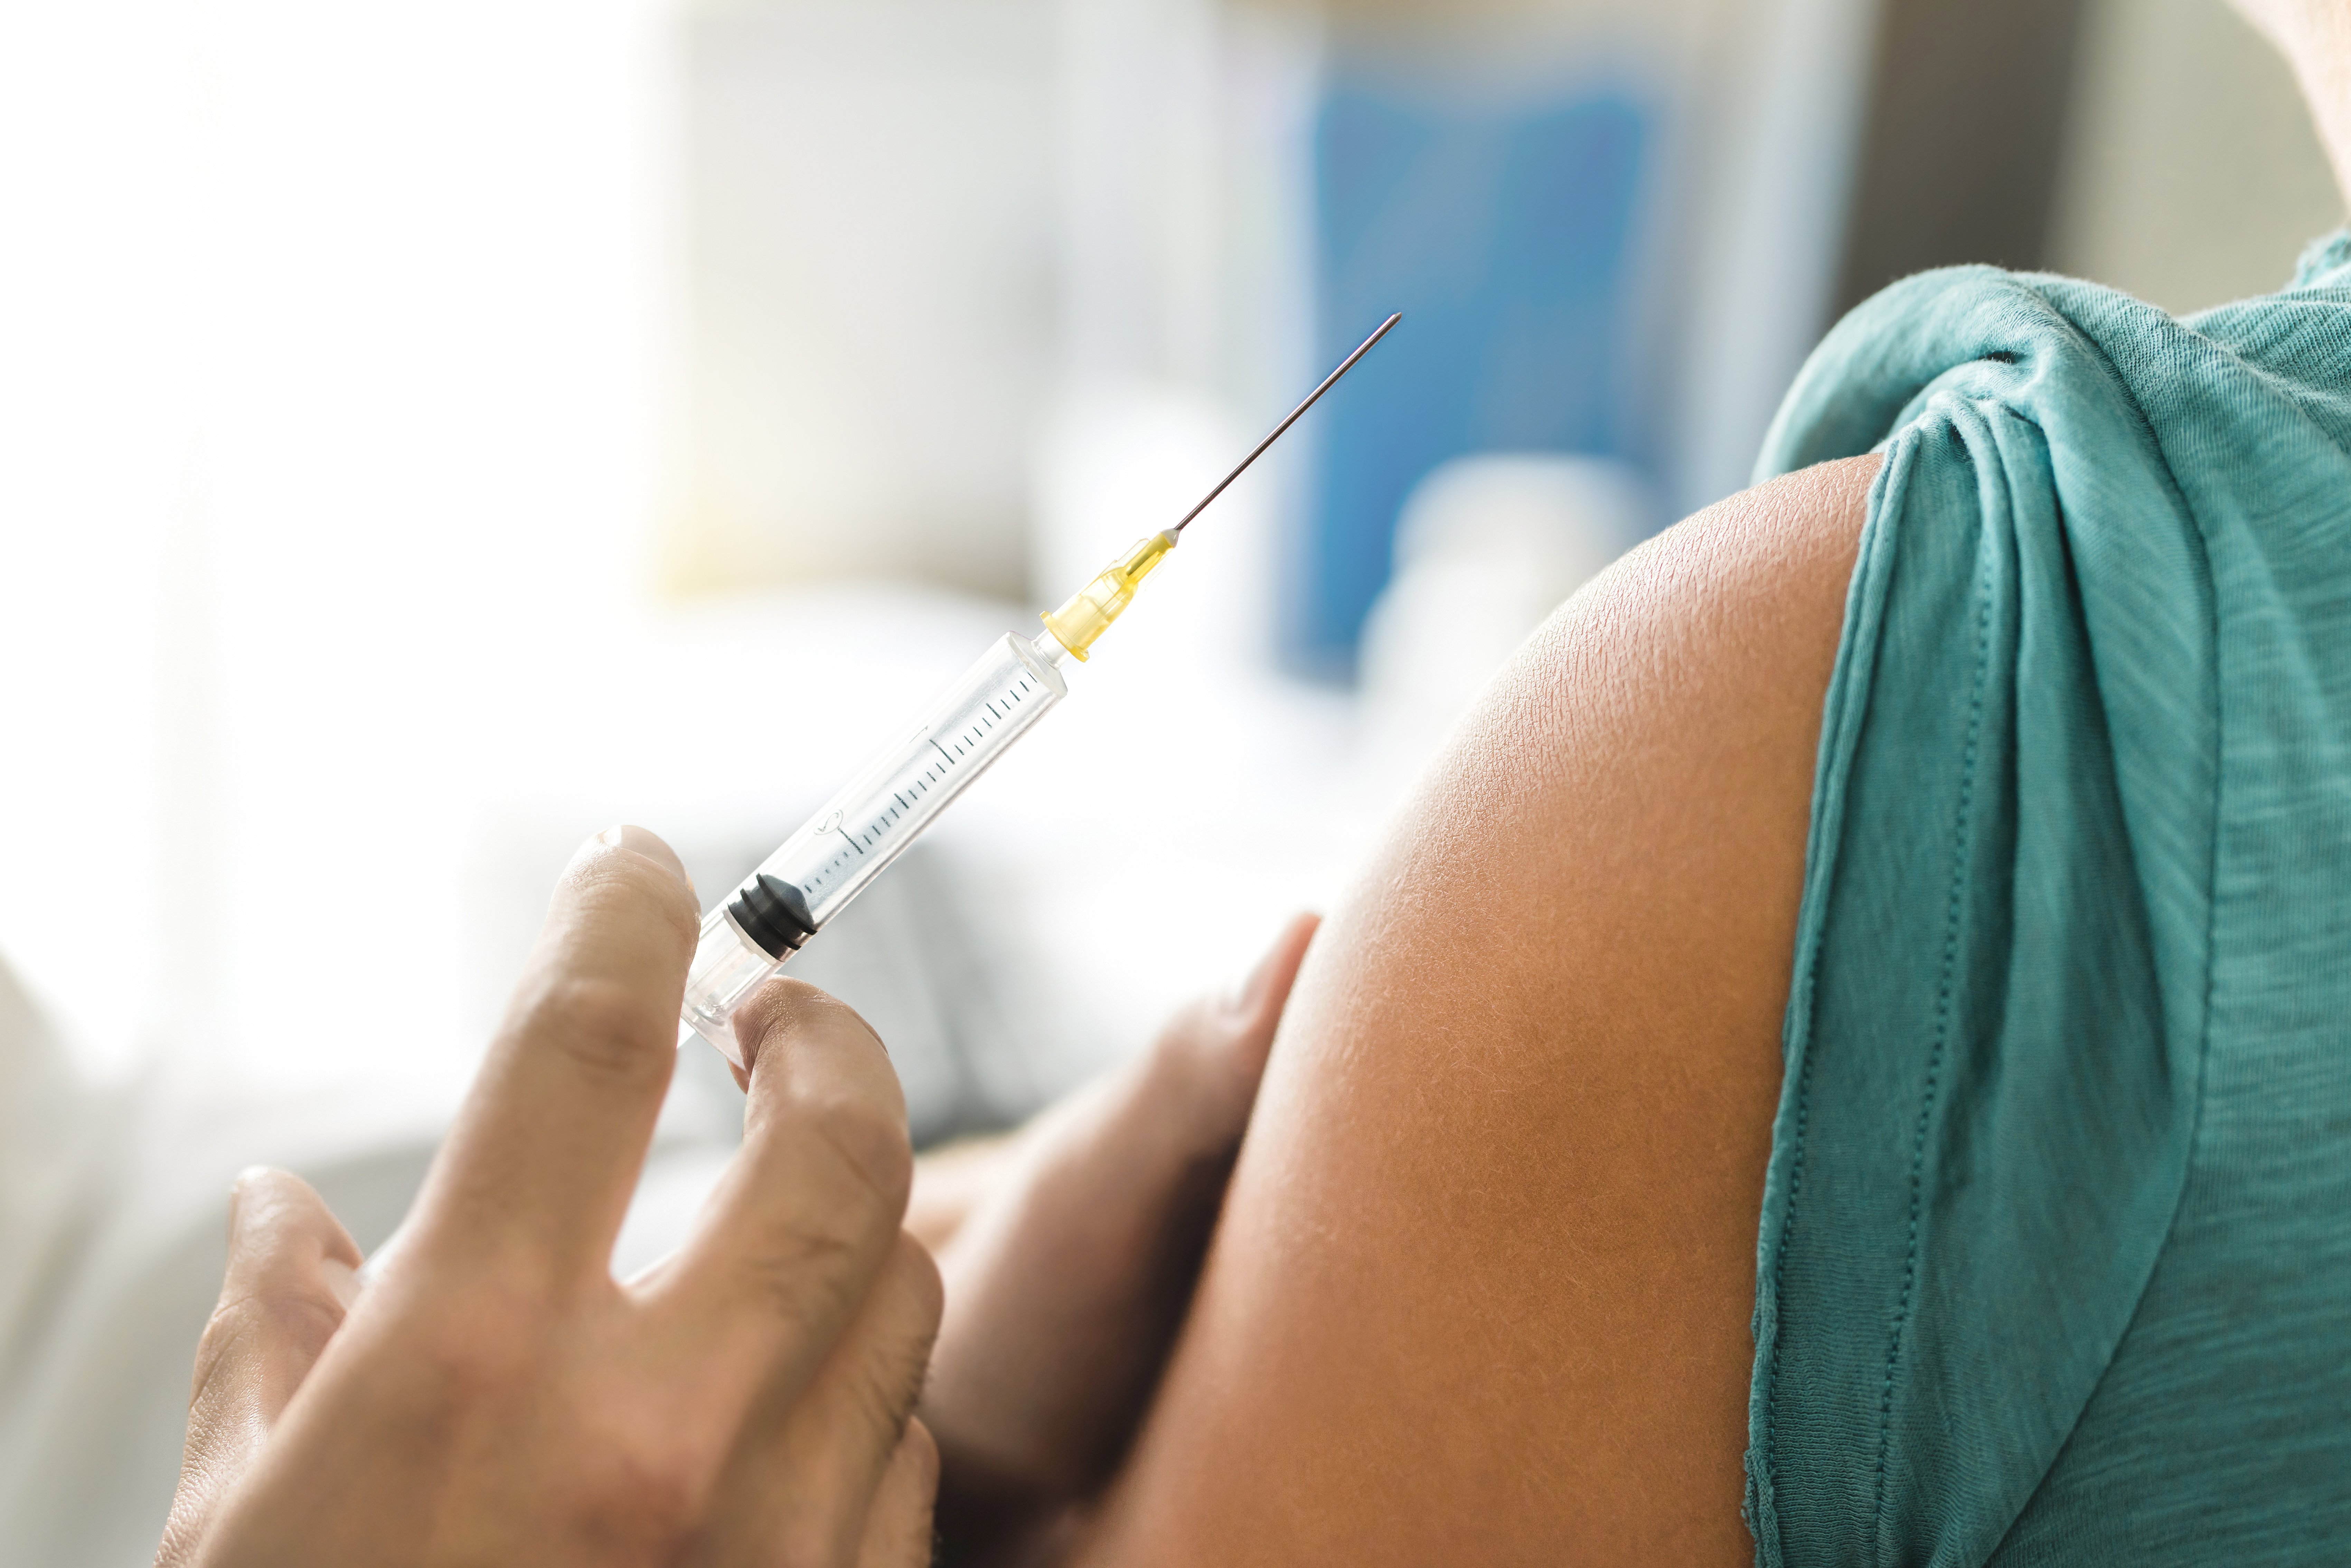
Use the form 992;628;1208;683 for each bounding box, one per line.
675;0;1884;599
0;2;192;1076
671;0;1059;601
1666;0;1877;506
0;0;1881;1092
2050;0;2343;313
0;1;673;1085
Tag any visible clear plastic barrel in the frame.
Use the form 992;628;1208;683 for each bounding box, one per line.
676;908;782;1065
678;631;1071;1065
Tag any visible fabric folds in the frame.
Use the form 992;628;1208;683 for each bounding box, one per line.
1747;239;2351;1566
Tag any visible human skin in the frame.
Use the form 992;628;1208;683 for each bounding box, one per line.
1067;457;1880;1563
154;11;2351;1542
917;455;1880;1563
997;18;2351;1560
916;915;1322;1563
156;826;941;1568
158;840;1330;1568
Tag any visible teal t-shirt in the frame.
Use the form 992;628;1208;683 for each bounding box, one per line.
1746;236;2351;1565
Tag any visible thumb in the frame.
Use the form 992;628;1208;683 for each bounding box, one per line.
156;1168;362;1567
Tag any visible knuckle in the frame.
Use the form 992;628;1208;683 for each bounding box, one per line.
899;1416;941;1493
191;1282;342;1396
845;1341;930;1462
194;1290;263;1353
376;1291;549;1413
729;1208;873;1334
404;1330;515;1410
841;1244;946;1445
187;1298;264;1400
752;1077;912;1232
725;1218;928;1369
806;1095;915;1219
863;1325;934;1432
769;1527;837;1568
886;1235;945;1341
571;1448;707;1554
518;973;674;1089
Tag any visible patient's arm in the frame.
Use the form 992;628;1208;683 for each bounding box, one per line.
1071;456;1877;1566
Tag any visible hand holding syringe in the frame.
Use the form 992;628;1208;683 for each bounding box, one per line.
677;313;1401;1065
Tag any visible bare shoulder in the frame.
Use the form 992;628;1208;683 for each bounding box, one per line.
1073;455;1879;1567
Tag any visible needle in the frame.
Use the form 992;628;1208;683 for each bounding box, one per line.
1170;312;1402;535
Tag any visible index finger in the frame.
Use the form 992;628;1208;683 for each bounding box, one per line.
410;824;699;1281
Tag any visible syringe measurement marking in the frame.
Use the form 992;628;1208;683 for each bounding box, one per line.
786;663;1048;908
859;718;987;853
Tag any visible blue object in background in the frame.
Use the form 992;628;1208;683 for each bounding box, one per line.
1296;79;1653;678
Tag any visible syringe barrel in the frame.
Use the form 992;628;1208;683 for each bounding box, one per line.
677;631;1071;1065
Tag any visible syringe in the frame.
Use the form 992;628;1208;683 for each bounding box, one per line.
677;312;1400;1066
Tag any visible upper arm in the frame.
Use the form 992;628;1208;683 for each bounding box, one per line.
1072;456;1880;1566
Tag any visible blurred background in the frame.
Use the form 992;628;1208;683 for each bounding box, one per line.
0;0;2341;1557
2;0;2332;1114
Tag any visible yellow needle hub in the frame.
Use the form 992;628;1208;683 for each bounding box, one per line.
1035;313;1398;663
1040;530;1177;661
